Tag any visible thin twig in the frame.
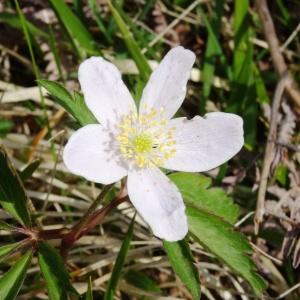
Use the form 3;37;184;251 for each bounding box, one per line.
250;242;282;265
143;0;201;52
234;211;255;228
255;0;300;114
280;22;300;52
276;282;300;299
254;74;289;234
276;141;300;152
0;44;32;69
27;108;65;162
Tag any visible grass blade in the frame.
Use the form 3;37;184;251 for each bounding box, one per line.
15;0;48;129
84;277;93;300
199;1;226;112
88;0;113;44
0;12;48;39
108;1;152;82
227;0;257;149
124;270;161;293
104;214;135;300
48;0;98;58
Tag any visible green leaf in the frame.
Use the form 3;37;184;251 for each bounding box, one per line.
124;270;161;293
88;0;112;44
0;250;32;300
104;215;135;300
38;242;78;300
274;164;288;186
169;172;239;224
108;1;152;82
83;277;93;300
0;12;48;38
0;147;31;227
253;64;270;104
164;240;200;300
38;79;98;126
0;220;18;231
199;1;228;112
0;119;14;137
0;242;21;261
19;159;41;182
232;0;251;78
187;207;267;295
73;92;99;124
275;0;290;25
227;0;257;149
48;0;98;58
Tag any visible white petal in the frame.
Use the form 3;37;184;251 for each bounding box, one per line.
79;57;137;126
63;124;127;184
127;167;188;241
162;112;244;172
139;46;195;120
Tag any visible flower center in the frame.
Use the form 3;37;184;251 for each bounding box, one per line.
132;134;153;153
116;107;176;168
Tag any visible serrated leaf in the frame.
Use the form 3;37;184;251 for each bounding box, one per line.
38;242;78;300
104;215;135;300
38;79;97;126
19;159;41;182
0;250;32;300
169;172;239;224
187;207;267;295
0;147;31;227
73;92;99;125
163;240;200;300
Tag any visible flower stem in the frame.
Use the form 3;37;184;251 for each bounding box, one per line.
78;195;128;238
60;185;128;260
72;183;114;234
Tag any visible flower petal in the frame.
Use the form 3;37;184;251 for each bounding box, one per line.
139;46;195;120
63;124;127;184
162;112;244;172
127;167;188;241
78;57;136;126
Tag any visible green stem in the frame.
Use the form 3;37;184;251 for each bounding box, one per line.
73;184;114;234
60;184;117;260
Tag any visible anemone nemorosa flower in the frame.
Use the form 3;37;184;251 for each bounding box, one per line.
63;46;244;242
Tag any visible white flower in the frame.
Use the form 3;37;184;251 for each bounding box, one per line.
63;46;244;242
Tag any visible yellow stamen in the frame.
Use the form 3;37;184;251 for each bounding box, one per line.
116;107;176;168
